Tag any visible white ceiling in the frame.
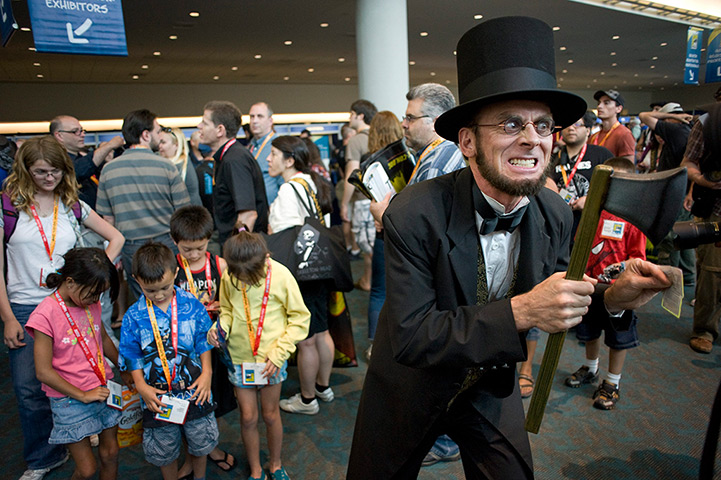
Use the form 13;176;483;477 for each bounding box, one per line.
0;1;715;95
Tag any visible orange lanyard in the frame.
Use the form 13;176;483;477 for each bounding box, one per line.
591;121;620;147
54;292;106;385
251;133;272;160
30;196;59;262
179;253;213;300
560;144;587;187
242;257;272;357
147;295;178;391
409;138;443;182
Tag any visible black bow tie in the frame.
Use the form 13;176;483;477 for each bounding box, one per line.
473;186;527;235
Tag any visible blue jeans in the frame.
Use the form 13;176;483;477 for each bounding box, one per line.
9;303;67;469
430;434;460;458
368;236;385;340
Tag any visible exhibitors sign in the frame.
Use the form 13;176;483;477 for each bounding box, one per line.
0;0;18;47
684;27;703;85
706;28;721;84
27;0;127;56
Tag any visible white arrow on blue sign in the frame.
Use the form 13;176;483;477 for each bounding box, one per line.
27;0;127;56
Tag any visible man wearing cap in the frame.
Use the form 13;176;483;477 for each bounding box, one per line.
639;102;696;286
589;90;636;161
347;16;671;479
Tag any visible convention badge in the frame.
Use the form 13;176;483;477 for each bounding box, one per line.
106;380;123;410
658;266;683;318
241;362;269;385
154;395;189;424
558;188;575;204
600;219;625;240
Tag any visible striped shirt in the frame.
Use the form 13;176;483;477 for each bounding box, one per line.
96;148;190;240
408;139;466;186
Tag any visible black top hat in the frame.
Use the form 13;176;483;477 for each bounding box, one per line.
435;16;587;142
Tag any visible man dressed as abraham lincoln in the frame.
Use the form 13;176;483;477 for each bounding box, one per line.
347;16;671;480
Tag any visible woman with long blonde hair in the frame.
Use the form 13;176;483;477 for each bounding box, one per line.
1;135;124;479
158;127;202;205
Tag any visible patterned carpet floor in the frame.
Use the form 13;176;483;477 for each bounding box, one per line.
1;260;718;479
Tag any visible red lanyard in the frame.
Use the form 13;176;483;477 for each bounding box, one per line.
147;295;178;391
30;196;59;262
591;121;620;146
409;138;443;182
219;139;236;161
242;257;272;357
53;292;106;385
561;144;587;187
251;133;272;160
178;253;213;300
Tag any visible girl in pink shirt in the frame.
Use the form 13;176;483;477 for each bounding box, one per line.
26;247;127;480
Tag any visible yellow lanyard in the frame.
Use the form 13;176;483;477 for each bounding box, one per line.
591;121;620;147
251;134;272;160
409;138;443;182
146;296;178;391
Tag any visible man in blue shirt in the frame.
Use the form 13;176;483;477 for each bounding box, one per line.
248;102;283;204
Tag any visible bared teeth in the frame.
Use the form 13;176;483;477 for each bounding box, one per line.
509;158;536;167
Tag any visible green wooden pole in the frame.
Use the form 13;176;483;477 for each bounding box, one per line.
525;165;613;434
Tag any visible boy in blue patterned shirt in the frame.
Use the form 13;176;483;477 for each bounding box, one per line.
119;242;218;480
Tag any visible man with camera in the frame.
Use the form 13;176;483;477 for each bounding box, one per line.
682;102;721;354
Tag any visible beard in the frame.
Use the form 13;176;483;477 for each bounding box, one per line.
474;151;549;198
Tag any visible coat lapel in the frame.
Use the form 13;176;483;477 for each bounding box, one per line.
447;169;481;306
516;196;550;294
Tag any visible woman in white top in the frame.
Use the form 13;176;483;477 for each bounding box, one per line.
0;135;124;478
158;127;202;206
267;136;337;415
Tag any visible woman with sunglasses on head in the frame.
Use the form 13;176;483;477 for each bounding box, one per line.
0;135;124;480
158;127;203;206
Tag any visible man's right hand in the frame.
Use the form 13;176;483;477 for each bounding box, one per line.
4;318;26;349
511;272;596;333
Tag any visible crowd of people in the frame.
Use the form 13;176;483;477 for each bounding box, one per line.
3;14;720;480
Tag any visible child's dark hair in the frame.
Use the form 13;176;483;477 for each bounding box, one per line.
603;156;635;174
223;224;269;288
46;247;119;302
170;205;214;242
132;242;177;283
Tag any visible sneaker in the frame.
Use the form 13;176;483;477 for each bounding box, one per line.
270;466;291;480
564;365;599;388
422;450;461;467
19;452;70;480
279;393;319;415
592;380;620;410
364;343;373;362
314;387;334;402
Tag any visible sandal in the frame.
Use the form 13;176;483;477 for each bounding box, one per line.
208;450;237;472
518;373;534;398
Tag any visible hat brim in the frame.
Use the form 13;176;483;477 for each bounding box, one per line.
435;90;587;143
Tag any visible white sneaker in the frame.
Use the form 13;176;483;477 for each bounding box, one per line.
279;393;319;415
19;452;69;480
314;387;335;402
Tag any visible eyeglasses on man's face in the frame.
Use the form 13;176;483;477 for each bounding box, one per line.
472;116;558;137
402;114;431;123
58;128;85;136
30;168;64;179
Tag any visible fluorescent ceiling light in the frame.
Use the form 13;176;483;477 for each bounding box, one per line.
570;0;721;29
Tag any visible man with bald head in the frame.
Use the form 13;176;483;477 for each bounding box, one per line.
248;101;283;204
50;115;123;208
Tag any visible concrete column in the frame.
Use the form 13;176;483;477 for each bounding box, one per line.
355;0;409;117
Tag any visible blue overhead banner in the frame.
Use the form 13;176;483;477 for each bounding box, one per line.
707;28;721;84
27;0;127;56
0;0;18;47
685;27;703;85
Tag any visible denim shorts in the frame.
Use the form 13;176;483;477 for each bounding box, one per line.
576;310;640;350
48;396;121;445
228;361;287;389
143;413;219;466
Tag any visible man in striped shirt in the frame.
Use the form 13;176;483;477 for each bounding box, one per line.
96;109;191;299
